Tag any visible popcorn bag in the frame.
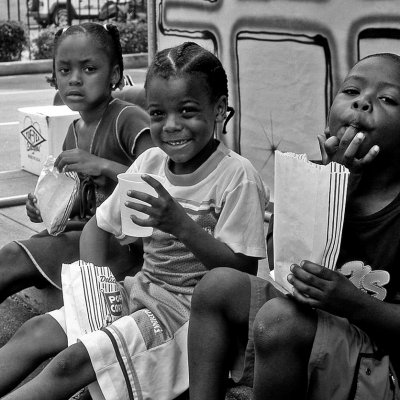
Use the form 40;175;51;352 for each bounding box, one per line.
273;151;349;293
34;155;79;236
61;260;125;346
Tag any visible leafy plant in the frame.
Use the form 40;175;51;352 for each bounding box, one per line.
31;20;148;60
0;20;28;62
31;25;59;60
114;20;148;54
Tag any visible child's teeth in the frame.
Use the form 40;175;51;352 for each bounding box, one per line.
169;140;187;146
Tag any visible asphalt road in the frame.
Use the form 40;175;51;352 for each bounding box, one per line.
0;68;147;172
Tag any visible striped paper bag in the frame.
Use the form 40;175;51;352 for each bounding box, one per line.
273;151;349;293
61;260;125;346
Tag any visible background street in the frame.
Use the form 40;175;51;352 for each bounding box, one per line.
0;68;147;172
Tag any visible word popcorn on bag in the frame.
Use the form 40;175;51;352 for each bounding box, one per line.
34;155;80;236
61;260;125;346
273;151;349;293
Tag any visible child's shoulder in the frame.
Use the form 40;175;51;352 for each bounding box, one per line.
108;98;149;118
218;142;263;181
128;147;166;173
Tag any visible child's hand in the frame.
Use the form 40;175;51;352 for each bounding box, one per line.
317;126;379;173
287;260;360;317
26;193;42;223
124;174;192;237
55;149;103;176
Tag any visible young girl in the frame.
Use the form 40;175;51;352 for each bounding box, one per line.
0;22;152;297
0;42;268;400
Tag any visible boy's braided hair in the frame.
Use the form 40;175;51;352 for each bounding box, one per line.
145;42;235;133
49;22;124;90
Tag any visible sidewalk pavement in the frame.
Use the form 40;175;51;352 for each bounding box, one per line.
0;169;63;313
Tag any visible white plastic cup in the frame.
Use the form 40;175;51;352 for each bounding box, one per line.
117;173;162;237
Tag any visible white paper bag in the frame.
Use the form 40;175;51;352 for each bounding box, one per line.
273;151;349;293
61;260;125;346
34;155;79;236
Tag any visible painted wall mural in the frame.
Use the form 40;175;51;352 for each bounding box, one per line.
148;0;400;197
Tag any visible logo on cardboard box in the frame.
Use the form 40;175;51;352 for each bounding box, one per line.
21;117;46;152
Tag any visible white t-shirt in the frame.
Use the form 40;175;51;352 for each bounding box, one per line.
97;142;268;294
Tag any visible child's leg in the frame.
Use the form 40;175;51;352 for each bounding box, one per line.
0;242;48;303
252;297;317;400
188;268;255;400
0;314;67;396
2;341;96;400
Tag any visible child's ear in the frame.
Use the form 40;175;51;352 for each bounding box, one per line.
215;95;228;122
111;65;121;90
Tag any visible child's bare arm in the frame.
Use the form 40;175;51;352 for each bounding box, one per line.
79;215;114;264
317;126;379;172
54;149;128;181
125;175;258;274
288;260;400;346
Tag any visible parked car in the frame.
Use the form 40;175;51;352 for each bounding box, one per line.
27;0;145;27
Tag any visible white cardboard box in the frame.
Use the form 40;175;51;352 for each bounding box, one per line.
19;105;79;175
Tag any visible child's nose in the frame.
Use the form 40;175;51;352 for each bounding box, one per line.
69;70;82;86
163;114;181;132
352;96;372;112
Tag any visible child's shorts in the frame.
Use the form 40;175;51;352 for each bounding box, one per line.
230;274;400;400
49;272;191;400
307;309;400;400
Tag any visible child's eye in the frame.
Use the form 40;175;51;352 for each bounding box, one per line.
149;110;164;120
380;96;398;105
83;66;96;73
181;107;197;117
58;67;69;74
342;88;359;96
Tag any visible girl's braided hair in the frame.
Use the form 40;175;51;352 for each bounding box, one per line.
49;22;124;90
145;42;235;133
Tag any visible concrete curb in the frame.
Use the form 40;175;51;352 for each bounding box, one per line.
0;53;148;76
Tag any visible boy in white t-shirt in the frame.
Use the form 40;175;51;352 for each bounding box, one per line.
0;42;268;400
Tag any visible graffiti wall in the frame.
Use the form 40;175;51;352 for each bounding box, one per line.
148;0;400;197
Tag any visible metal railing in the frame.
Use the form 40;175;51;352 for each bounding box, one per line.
2;0;146;59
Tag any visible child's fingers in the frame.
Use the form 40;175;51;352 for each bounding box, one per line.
129;212;153;227
290;263;326;290
337;125;358;151
291;287;320;307
298;260;333;280
357;145;380;168
323;136;339;157
124;199;152;215
341;131;365;164
140;174;169;197
127;189;157;207
317;134;329;164
27;192;37;204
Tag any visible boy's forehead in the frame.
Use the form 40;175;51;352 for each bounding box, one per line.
347;56;400;86
343;57;400;89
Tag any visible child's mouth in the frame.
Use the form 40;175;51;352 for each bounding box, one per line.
166;139;190;146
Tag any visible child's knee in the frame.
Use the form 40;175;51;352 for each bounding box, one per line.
0;242;24;270
50;343;91;380
12;315;67;355
192;267;248;312
253;297;317;350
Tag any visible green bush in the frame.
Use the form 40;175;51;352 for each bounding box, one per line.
114;20;148;54
0;21;28;62
31;20;148;60
31;26;59;60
